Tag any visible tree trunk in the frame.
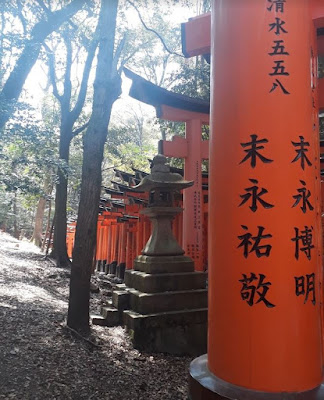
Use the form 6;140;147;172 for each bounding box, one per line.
48;23;98;267
41;199;52;252
31;197;46;247
51;120;72;267
67;0;120;333
13;191;19;239
31;175;51;247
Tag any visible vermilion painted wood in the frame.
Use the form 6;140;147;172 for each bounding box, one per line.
208;0;322;393
182;13;211;58
159;104;209;271
181;3;324;56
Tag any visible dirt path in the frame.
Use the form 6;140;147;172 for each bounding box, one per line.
0;231;190;400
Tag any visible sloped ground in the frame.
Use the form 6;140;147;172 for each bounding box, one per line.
0;231;190;400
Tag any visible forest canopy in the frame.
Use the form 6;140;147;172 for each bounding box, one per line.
0;0;210;241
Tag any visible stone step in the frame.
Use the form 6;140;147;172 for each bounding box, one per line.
134;255;194;274
91;314;109;326
112;290;130;311
123;308;207;356
115;283;127;291
128;288;207;314
100;306;121;326
125;270;207;293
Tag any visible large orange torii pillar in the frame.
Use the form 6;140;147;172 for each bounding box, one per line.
190;0;324;399
123;67;209;271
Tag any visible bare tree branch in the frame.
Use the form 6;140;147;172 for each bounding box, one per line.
126;0;184;58
72;121;89;137
43;42;63;103
62;32;73;110
35;0;52;18
1;0;86;102
16;0;27;35
70;33;99;121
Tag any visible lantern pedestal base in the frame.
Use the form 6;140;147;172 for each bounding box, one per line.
189;354;324;400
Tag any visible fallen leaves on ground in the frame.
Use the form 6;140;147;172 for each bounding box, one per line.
0;231;190;399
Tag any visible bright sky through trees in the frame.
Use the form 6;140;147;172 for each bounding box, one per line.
21;3;197;112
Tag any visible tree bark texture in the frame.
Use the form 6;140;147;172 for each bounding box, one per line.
31;197;46;247
67;0;121;333
0;0;86;130
31;175;51;247
41;199;52;252
13;191;19;239
51;119;73;267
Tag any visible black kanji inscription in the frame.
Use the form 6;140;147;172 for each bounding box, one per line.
292;180;314;213
291;226;314;260
270;79;290;95
291;136;312;170
269;18;288;35
269;60;289;76
238;225;272;258
239;273;276;308
239;179;274;212
240;135;273;168
267;0;286;13
268;40;289;56
295;273;316;305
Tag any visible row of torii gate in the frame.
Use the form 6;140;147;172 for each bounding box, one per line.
68;1;324;399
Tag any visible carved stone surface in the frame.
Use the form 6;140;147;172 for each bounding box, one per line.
120;155;208;355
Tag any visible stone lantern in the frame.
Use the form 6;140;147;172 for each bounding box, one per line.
120;154;208;356
133;154;193;259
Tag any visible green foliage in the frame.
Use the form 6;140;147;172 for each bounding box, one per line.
0;100;57;235
0;103;57;193
0;0;212;236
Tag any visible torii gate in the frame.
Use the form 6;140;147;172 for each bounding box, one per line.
185;1;324;399
124;67;209;271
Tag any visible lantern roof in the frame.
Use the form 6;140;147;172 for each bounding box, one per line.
133;154;193;192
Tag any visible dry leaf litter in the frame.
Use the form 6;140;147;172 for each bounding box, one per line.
0;231;191;399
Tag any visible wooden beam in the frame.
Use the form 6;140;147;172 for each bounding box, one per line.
159;104;209;124
181;13;211;58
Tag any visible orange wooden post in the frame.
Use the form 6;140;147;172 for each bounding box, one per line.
110;222;116;263
102;224;108;265
132;224;137;260
95;219;101;264
190;0;323;398
114;224;119;263
159;108;209;271
66;222;76;259
119;221;127;264
126;226;132;270
117;221;122;266
116;220;127;279
106;220;112;264
96;217;104;270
